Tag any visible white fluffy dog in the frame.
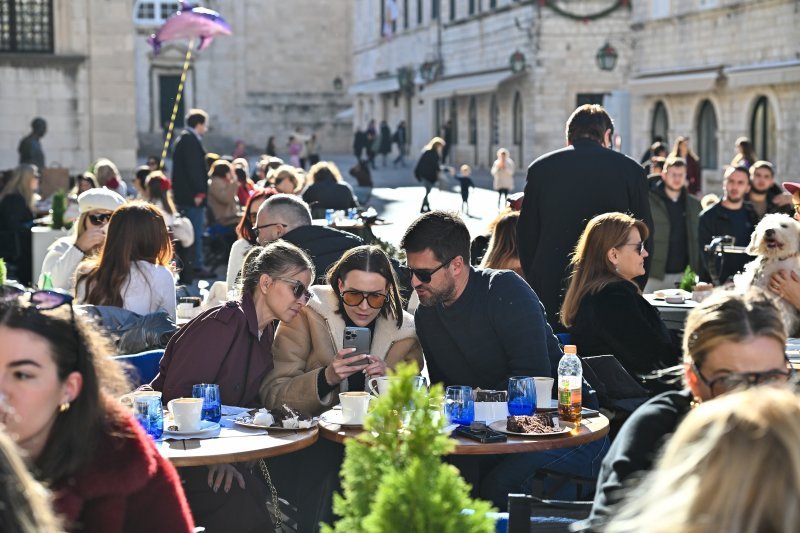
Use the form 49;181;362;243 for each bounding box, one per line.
735;213;800;335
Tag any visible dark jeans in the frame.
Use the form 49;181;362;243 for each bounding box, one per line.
420;179;435;212
179;205;205;270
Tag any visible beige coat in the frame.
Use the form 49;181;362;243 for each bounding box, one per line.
207;176;239;226
260;285;423;415
491;157;515;191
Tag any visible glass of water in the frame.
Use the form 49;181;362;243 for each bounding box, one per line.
192;383;222;423
445;385;474;425
134;395;164;439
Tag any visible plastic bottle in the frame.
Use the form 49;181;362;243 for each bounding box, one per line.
40;272;53;290
557;345;582;425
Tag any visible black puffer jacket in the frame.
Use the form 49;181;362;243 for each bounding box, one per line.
282;225;363;284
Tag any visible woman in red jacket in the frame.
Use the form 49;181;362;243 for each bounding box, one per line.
0;287;194;532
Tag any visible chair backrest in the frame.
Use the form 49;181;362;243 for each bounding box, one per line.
555;333;572;347
114;349;164;387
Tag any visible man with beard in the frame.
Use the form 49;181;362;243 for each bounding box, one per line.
401;210;605;510
645;157;703;292
746;160;793;220
698;166;759;284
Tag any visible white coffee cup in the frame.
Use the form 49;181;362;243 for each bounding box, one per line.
339;392;371;425
176;302;195;319
534;377;555;411
168;397;203;431
120;389;162;410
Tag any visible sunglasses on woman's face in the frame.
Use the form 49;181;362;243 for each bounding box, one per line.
275;278;311;302
87;213;112;226
0;285;73;310
341;290;387;309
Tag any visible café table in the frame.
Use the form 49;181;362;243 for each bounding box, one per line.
158;427;319;467
318;411;609;455
643;293;698;332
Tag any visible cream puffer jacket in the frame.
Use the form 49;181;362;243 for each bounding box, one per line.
260;285;423;415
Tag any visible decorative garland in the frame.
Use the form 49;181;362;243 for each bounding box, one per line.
541;0;629;22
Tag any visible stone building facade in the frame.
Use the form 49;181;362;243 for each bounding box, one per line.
133;0;354;160
0;0;137;174
352;0;800;186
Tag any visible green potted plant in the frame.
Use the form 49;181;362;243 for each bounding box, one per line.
0;258;6;286
679;265;697;292
50;189;67;230
324;362;495;533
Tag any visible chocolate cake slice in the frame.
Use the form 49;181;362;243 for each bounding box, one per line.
506;414;557;434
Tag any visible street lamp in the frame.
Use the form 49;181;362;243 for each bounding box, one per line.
509;50;526;73
595;42;618;71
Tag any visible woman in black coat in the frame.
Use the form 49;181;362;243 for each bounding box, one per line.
560;212;681;392
414;137;445;213
0;164;37;285
378;121;392;166
301;161;357;217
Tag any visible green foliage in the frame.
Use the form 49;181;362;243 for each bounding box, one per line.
372;235;406;262
0;258;6;286
679;265;697;292
324;362;495;533
50;190;67;230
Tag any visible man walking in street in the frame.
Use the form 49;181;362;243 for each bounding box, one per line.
172;108;212;279
392;120;407;167
517;104;654;330
746;160;793;221
698;165;759;284
18;117;47;169
645;157;702;292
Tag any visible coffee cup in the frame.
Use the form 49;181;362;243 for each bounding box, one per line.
120;389;162;410
176;302;195;319
533;377;555;411
339;391;371;425
167;397;204;432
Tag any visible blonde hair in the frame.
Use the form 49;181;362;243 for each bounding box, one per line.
560;212;649;327
305;161;344;185
607;386;800;533
480;211;522;275
0;164;38;211
682;289;786;367
424;136;446;151
269;164;302;192
92;158;120;186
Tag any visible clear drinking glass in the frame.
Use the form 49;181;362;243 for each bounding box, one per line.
192;383;222;423
134;395;164;439
445;385;475;425
508;376;536;416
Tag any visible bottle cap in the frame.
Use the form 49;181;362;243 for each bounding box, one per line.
564;345;577;354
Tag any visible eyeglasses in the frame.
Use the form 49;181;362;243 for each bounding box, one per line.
87;213;112;226
275;278;311;302
692;360;794;398
619;241;646;255
341;290;387;309
252;222;287;232
407;256;456;284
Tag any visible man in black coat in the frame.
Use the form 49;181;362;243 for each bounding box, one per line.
171;109;210;279
517;105;654;331
254;194;363;284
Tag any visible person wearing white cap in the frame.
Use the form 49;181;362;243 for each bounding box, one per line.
38;188;126;291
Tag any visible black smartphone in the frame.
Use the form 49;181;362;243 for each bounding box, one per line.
343;326;371;367
454;425;507;443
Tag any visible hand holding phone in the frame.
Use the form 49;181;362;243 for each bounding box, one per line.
343;327;371;367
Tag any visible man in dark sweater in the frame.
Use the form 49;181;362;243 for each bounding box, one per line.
401;211;607;510
254;194;362;284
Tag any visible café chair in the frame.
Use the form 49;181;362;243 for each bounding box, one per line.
506;493;592;533
114;349;164;387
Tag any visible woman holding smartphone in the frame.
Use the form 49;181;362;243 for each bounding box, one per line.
262;245;423;415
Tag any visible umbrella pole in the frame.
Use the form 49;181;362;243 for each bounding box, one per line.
159;38;196;170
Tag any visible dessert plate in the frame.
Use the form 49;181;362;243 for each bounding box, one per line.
488;419;574;437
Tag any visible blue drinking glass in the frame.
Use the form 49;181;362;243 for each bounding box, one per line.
192;383;222;423
134;395;164;439
445;386;475;425
507;376;536;416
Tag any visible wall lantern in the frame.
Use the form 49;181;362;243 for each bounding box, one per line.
595;42;618;71
509;50;526;73
333;77;343;91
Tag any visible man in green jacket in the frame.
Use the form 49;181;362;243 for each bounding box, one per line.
646;157;702;292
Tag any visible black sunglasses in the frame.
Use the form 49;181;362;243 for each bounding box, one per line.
407;256;455;284
0;285;74;310
619;240;646;255
87;212;112;226
275;278;311;302
692;360;795;398
341;290;387;309
252;222;287;232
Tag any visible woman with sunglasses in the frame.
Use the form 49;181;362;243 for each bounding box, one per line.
585;289;793;530
0;290;194;531
39;188;126;291
560;212;681;387
269;164;302;195
225;188;279;290
75;201;176;321
151;241;314;532
263;245;423;415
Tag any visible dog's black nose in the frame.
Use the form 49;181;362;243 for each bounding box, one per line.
765;229;775;237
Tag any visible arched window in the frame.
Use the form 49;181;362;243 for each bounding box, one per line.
450;97;458;144
512;92;523;145
468;96;477;146
490;95;499;146
750;96;775;162
651;101;669;145
696;100;718;169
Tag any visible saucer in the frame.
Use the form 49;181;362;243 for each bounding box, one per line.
320;409;364;427
163;420;220;438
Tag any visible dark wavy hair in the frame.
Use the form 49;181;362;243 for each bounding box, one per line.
0;300;130;486
326;245;404;328
235;187;279;243
76;201;173;308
